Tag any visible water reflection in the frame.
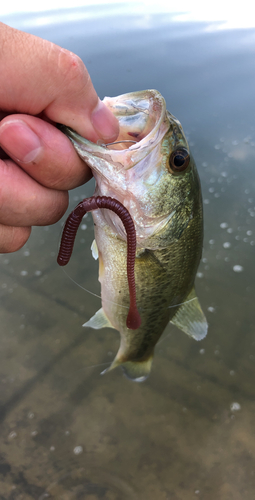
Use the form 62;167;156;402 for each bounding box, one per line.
0;4;255;499
2;0;255;30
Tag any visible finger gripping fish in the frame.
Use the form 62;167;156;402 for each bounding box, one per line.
58;89;208;382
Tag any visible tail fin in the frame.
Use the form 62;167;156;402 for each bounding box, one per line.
101;355;153;383
121;357;153;382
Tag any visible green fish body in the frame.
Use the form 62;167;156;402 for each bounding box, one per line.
62;90;207;381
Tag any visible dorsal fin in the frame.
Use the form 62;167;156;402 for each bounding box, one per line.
170;287;208;341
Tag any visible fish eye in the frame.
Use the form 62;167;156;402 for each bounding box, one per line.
169;148;190;173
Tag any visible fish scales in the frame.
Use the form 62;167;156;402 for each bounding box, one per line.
59;89;207;382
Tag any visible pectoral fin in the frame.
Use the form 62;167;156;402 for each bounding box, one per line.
91;239;98;260
83;307;116;330
170;287;208;341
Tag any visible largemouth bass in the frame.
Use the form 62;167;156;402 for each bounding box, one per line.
58;89;207;382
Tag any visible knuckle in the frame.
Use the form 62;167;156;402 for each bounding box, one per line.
45;191;69;225
56;48;89;90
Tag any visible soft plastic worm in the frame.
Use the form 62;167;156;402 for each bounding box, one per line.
57;196;141;330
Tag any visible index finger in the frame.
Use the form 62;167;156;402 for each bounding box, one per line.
0;22;119;142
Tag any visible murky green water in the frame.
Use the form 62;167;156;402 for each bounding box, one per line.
1;5;255;499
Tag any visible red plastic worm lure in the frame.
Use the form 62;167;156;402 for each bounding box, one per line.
57;196;141;330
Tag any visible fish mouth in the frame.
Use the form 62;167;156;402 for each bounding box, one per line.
101;89;167;151
59;90;169;170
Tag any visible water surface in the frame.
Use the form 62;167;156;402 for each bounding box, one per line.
0;5;255;499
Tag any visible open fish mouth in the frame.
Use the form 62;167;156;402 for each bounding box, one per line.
58;90;171;171
101;89;168;150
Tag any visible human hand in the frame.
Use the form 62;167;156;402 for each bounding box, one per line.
0;22;119;253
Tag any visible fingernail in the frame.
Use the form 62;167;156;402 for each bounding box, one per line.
0;120;43;163
91;100;119;141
